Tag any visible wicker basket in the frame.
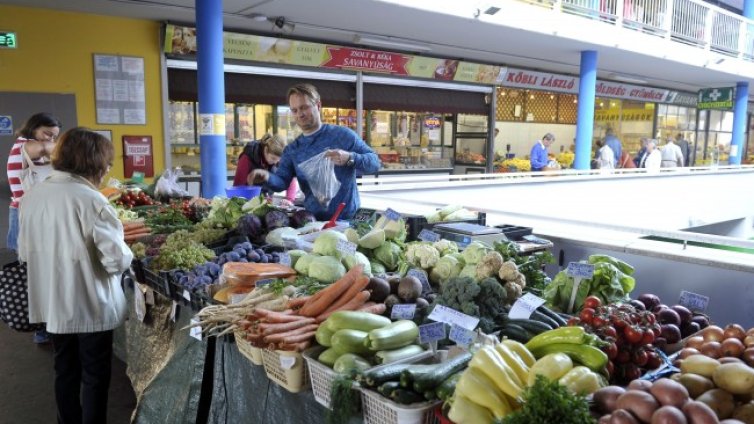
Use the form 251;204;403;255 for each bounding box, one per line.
234;330;263;365
360;387;440;424
261;348;310;393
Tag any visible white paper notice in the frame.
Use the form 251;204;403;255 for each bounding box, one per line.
428;129;441;141
95;79;113;101
95;55;119;72
427;304;479;331
509;293;547;319
123;109;146;125
121;56;144;74
112;80;129;102
731;145;739;157
189;317;202;341
128;80;145;102
97;108;120;124
280;355;296;370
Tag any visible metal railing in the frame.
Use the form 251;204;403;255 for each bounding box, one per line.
521;0;754;60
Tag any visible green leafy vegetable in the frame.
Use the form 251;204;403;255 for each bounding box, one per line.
500;375;594;424
327;375;360;424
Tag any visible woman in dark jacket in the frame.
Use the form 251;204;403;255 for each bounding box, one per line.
232;133;297;205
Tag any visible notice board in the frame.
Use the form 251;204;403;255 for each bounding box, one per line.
93;54;146;125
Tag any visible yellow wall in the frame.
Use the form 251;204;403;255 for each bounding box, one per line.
0;5;164;181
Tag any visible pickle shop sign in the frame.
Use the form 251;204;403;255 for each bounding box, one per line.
322;47;410;75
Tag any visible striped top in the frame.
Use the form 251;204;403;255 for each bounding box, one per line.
7;138;48;208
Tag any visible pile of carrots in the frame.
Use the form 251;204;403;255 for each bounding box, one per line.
123;219;152;243
237;265;387;352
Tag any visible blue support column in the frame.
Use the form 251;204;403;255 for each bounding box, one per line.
730;82;748;165
574;50;598;170
744;0;753;19
196;0;227;198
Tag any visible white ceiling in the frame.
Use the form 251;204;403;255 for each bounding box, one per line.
3;0;754;96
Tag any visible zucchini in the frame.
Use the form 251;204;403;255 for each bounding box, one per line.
507;318;553;335
377;381;401;397
500;323;531;343
366;320;419;351
325;310;391;333
529;309;560;329
362;363;413;387
537;305;567;327
423;390;437;401
318;347;342;368
412;351;472;393
390;388;425;405
315;324;334;347
436;372;462;402
333;353;371;375
400;364;439;388
331;329;372;355
374;344;425;364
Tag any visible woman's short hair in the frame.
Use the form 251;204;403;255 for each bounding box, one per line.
260;133;287;157
17;113;62;139
52;127;114;181
287;83;320;105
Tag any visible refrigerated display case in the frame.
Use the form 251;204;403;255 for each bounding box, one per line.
454;114;488;170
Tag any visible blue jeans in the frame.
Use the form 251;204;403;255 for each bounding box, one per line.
7;206;18;252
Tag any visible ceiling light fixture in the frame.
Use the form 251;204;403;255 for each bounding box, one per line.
608;72;648;85
353;34;432;52
246;13;269;22
484;6;501;15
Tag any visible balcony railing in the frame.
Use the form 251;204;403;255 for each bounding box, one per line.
516;0;754;60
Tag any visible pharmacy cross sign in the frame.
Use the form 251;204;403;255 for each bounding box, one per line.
698;87;734;110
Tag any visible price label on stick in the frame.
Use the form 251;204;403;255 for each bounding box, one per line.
352;209;375;223
567;262;595;279
449;324;476;347
183;289;191;301
419;321;446;344
407;268;432;295
427;304;479;331
678;290;709;313
189;317;202;341
336;239;357;256
391;304;416;320
418;229;441;243
278;252;291;267
385;208;401;221
509;293;547;320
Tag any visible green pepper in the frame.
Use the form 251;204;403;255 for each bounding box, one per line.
524;326;586;352
528;343;608;373
558;366;604;395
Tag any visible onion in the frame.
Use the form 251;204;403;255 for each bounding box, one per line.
638;293;661;311
699;341;721;358
723;323;746;341
661;324;682;344
657;309;681;327
678;347;700;359
747;327;754;337
744;335;754;347
671;305;693;325
702;325;724;342
720;338;745;357
685;335;705;350
743;347;754;366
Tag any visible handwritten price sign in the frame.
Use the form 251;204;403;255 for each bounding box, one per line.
419;322;446;344
567;262;595;279
678;290;709;312
427;304;479;331
509;293;547;320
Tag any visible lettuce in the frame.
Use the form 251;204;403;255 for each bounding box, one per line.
308;256;346;283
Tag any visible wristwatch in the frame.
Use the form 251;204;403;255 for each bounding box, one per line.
346;154;355;167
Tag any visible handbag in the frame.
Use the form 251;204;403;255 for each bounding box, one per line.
20;144;52;194
0;261;44;332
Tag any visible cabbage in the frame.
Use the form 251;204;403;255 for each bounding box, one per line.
373;241;402;271
433;239;459;256
358;229;386;250
294;253;319;275
242;194;273;217
307;256;346;283
265;227;299;247
370;260;386;276
264;210;290;231
430;255;463;284
236;214;263;240
290;210;316;228
312;230;348;258
375;216;406;241
461;241;492;265
342;251;371;275
287;249;307;268
344;228;360;244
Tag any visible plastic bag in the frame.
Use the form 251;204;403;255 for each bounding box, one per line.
155;168;189;198
298;151;340;208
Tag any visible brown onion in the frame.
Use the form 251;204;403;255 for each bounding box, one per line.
743;347;754;367
699;341;721;358
720;338;745;357
723;324;746;341
685;336;705;350
702;325;724;343
678;347;700;359
743;335;754;347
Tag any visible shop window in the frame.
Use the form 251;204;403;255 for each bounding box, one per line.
496;88;577;124
523;91;558;123
557;94;578;124
496;89;522;121
368;110;452;170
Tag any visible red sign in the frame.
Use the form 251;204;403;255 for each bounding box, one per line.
322;47;410;75
122;135;154;178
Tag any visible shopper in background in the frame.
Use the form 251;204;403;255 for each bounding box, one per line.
529;133;555;171
640;139;662;171
595;139;615;169
633;138;648;167
604;127;622;165
660;137;684;168
676;133;691;167
18;128;132;424
6;112;61;345
250;83;380;220
619;149;636;169
232;133;298;207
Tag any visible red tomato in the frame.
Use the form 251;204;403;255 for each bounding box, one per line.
592;315;608;328
566;317;581;326
633;349;648;367
583;295;602;310
602;326;617;339
603;343;618;360
624;325;643;344
646;351;662;369
616;350;631;364
579;308;595;325
641;329;655;345
622;364;641;381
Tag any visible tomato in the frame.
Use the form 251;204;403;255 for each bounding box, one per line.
566;317;580;326
624;325;643;344
584;295;602;310
579;308;595;325
622;363;641;381
652;324;662;338
612;316;628;329
632;349;648;367
592;315;608;328
602;326;617;339
603;343;618;360
646;351;662;369
645;313;656;325
606;360;615;377
616;350;631;364
641;329;655;345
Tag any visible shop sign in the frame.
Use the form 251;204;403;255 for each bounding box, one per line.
595;108;654;122
0;31;17;49
698;87;734;110
596;82;670;102
322;47;410;75
0;116;12;136
423;115;441;129
665;91;698;107
502;68;578;93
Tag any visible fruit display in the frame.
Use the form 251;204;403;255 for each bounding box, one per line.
635;292;711;349
115;190;157;208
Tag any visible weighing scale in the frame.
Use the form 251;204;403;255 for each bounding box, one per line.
430;222;554;253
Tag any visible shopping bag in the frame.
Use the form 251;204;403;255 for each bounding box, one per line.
0;261;43;332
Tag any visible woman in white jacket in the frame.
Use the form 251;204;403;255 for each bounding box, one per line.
18;127;133;424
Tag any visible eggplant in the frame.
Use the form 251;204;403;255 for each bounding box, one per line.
628;299;646;311
657;308;681;326
660;324;682;344
670;305;692;324
638;293;661;311
691;314;710;329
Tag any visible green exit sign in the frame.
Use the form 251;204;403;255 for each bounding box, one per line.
0;31;17;49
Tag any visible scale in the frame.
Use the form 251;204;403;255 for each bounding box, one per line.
430;222;509;248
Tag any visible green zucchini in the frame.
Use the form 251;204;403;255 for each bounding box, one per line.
390;388;425;405
325;310;391;333
331;329;372;355
333;353;371;375
436;372;462;402
315;324;334;347
366;320;419;351
318;347;342;368
507;318;553;335
423;390;437;401
362;363;413;387
412;351;472;393
374;344;425;365
377;381;401;397
400;364;439;388
537;305;567;327
529;309;560;329
500;323;531;343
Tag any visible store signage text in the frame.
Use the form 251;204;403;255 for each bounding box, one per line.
595;82;669;102
323;47;409;74
698;87;734;110
0;31;16;49
504;69;578;93
424;116;441;129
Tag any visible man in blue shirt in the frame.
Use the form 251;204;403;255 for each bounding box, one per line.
530;133;555;171
251;83;380;220
604;128;622;166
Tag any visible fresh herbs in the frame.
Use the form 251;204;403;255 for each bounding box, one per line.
500;375;595;424
266;275;329;296
326;375;360;424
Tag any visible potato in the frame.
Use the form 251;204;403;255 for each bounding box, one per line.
651;406;688;424
593;386;627;414
616;390;661;423
696;388;736;420
683;400;720;424
733;402;754;424
681;355;721;378
611;409;640;424
713;363;754;395
677;373;716;399
720;420;747;424
628;379;654;392
599;415;612;424
651;378;690;408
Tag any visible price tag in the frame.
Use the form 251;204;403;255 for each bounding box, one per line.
134;284;146;322
678;290;710;312
170;301;178;322
189;317;202;341
183;289;191;301
418;229;441;243
144;287;155;306
391;304;417;320
278;252;291;267
509;293;547;320
419;321;446;344
449;324;476;347
456;236;471;249
229;293;247;304
566;262;595;279
352;208;375;223
427;304;479;331
336;239;358;256
256;279;274;287
280;355;296;370
407;268;432;295
385;208;401;221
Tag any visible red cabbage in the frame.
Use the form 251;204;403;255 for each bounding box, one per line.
290;209;315;228
264;210;290;230
237;214;263;239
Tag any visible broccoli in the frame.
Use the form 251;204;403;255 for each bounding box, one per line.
432;276;509;333
433;276;481;318
476;251;504;280
478;277;509;323
405;242;441;269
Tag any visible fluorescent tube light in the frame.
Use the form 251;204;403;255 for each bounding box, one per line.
353;34;432;52
608;73;648;85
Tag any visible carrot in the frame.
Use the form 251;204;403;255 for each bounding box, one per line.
316;290;371;323
258;318;316;336
124;229;151;237
122;220;145;230
254;309;305;323
263;324;319;343
358;303;387;315
275;330;316;345
298;265;363;317
314;275;371;319
279;340;312;352
286;296;311;309
124;227;150;235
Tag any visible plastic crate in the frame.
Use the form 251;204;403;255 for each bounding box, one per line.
234;330;263;365
261;348;310;393
140;258;172;298
495;224;533;241
360;386;441;424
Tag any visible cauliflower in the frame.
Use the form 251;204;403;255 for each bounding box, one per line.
498;260;520;281
433;239;459;256
513;272;527;288
430;254;463;284
458;263;477;280
461;241;492;265
405;242;441;269
475;251;504;280
503;280;523;301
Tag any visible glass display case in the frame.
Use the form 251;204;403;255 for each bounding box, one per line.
454;114;488;166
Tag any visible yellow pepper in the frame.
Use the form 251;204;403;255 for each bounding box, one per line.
469;345;524;401
558;366;604;395
455;367;513;419
448;394;495;424
527;352;574;386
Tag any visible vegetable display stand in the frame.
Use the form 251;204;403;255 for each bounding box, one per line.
360;387;440;424
234;330;263;365
432;405;451;424
261;348;310;393
302;347;337;408
140;258;171;298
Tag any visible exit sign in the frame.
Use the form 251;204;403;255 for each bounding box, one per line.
0;31;17;49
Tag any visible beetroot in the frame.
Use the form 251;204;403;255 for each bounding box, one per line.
657;308;681;326
670;305;692;324
638;293;661;311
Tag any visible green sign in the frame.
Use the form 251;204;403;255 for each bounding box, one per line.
698;87;734;110
0;31;16;49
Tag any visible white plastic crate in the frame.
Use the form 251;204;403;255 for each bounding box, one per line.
234;330;263;366
360;387;441;424
302;347;337;408
261;348;310;393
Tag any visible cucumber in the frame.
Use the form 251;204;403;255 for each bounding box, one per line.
331;329;372;355
529;309;560;329
315;324;334;347
412;351;472;393
400;364;439;388
362;363;413;387
507;318;553;335
333;353;371;375
377;381;401;397
374;345;425;365
537;305;567;327
500;323;532;343
366;320;419;351
423;390;437;401
325;310;391;333
436;372;462;402
318;347;342;368
390;388;425;405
